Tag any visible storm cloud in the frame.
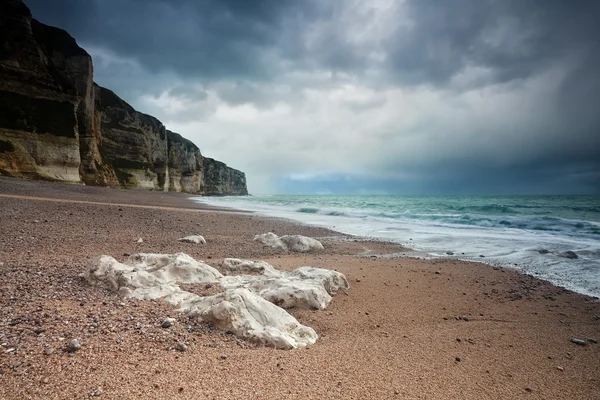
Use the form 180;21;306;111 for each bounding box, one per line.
26;0;600;194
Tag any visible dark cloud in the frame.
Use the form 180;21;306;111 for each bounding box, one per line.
26;0;329;81
26;0;600;87
389;0;600;87
23;0;600;194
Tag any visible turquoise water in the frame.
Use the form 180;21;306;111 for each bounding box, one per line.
195;195;600;297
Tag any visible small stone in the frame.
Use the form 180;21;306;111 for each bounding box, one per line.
479;255;485;258
42;377;49;384
161;318;175;329
455;357;461;362
434;271;441;275
570;338;586;346
355;278;361;283
525;387;532;393
556;366;564;371
136;238;143;244
43;347;54;356
446;252;454;255
33;327;45;335
91;388;103;397
175;342;188;352
67;338;81;353
219;354;228;360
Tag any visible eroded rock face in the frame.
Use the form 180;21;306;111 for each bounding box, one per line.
253;232;325;252
0;0;248;196
85;253;348;349
167;130;204;193
95;86;169;190
201;157;248;195
0;1;83;182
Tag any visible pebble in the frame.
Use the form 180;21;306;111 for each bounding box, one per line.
91;387;103;397
161;318;175;328
556;366;564;371
455;357;461;362
33;326;45;334
136;238;143;243
175;342;188;352
67;338;81;353
43;347;54;356
570;338;586;346
220;354;228;360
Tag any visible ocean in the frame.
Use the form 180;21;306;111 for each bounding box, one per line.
194;195;600;298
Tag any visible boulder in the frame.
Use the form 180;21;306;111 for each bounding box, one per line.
178;235;206;244
253;232;324;252
181;288;317;349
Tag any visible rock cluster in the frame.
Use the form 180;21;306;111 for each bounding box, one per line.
0;0;247;195
84;253;348;349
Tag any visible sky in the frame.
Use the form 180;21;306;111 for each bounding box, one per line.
26;0;600;195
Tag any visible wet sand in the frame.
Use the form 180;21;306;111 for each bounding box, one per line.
1;177;599;399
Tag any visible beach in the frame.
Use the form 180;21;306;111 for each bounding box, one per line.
1;177;599;400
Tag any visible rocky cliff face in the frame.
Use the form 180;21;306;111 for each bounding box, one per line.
202;157;248;195
0;0;248;196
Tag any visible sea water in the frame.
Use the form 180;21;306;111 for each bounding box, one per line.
194;195;600;298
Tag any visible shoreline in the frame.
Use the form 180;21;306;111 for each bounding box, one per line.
1;177;599;399
194;195;600;299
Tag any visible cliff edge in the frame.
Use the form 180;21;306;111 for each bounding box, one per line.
0;0;248;196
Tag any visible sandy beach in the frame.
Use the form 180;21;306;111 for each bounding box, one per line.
1;177;599;400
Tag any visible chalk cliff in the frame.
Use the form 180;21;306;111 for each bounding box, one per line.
0;0;248;195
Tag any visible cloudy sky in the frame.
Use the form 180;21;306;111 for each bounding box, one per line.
27;0;600;194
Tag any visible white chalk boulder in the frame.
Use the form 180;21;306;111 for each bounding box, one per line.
222;258;280;277
178;235;206;244
220;258;349;310
253;232;324;252
84;253;221;304
180;288;318;349
84;253;346;349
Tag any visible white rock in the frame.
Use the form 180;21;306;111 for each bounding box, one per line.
136;238;143;243
181;288;317;349
253;232;324;252
222;258;280;277
253;232;286;250
220;258;349;310
280;235;325;252
84;253;221;303
178;235;206;244
85;253;347;349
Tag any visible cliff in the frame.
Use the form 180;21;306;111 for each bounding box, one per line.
0;0;248;196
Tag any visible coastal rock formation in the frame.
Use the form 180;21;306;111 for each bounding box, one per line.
0;0;247;195
85;253;348;349
254;232;325;252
